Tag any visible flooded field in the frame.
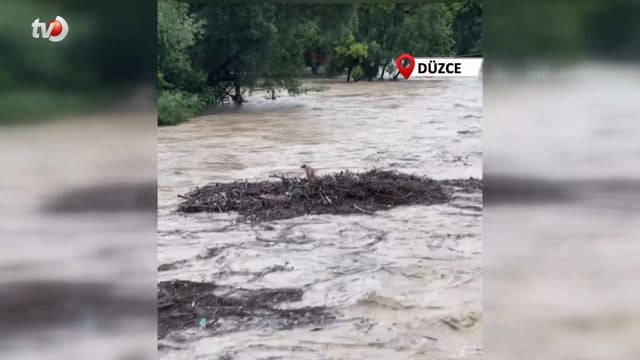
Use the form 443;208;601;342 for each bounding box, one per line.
158;79;483;359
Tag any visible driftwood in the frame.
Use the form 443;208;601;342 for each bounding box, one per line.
177;169;478;221
158;280;332;339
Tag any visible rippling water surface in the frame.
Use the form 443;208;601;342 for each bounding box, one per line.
484;65;640;360
158;79;483;359
0;116;156;359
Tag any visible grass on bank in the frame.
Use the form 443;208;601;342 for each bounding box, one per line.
157;90;207;126
157;83;329;126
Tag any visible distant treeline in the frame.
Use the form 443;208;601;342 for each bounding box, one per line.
1;0;154;123
485;0;640;68
4;1;636;125
157;1;483;125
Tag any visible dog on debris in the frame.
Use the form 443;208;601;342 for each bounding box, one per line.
300;164;316;179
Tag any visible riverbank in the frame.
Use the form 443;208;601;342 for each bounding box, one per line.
157;76;403;127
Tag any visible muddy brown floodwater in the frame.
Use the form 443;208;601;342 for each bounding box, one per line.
158;79;482;359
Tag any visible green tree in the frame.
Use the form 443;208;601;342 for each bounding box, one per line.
355;3;457;80
195;4;313;95
155;1;472;125
396;4;455;57
334;32;368;82
356;3;396;80
300;4;358;75
157;0;206;92
452;0;483;55
157;0;207;125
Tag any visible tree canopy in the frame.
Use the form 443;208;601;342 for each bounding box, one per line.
157;1;484;125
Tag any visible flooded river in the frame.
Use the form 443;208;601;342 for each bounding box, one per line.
158;79;482;359
0;115;157;359
484;64;640;359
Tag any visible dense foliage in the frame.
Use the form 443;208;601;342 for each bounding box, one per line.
4;1;639;124
157;1;483;125
484;0;640;68
1;0;154;124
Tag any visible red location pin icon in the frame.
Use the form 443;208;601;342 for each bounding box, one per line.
396;54;415;80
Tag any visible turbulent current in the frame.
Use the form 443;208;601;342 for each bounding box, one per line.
158;79;483;359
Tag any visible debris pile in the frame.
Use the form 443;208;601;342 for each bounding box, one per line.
177;170;471;221
158;280;332;339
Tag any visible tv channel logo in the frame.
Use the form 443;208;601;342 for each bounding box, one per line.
32;16;69;42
